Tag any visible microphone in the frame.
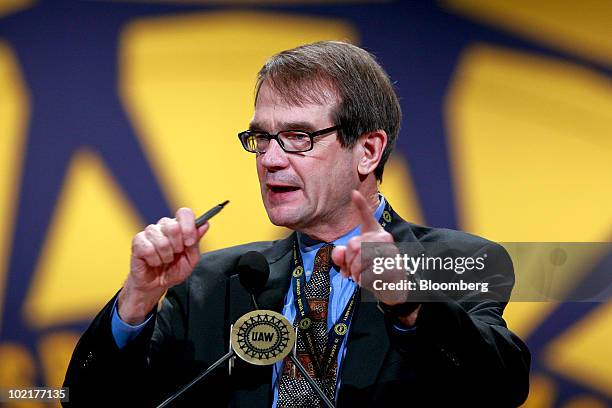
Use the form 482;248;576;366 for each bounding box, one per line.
237;251;270;309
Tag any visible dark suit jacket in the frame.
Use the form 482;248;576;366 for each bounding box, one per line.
63;209;530;407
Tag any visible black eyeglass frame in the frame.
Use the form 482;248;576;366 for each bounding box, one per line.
238;125;342;153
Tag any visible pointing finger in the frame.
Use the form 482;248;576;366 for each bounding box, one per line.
352;190;381;233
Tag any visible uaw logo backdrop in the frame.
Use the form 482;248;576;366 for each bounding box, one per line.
0;1;610;406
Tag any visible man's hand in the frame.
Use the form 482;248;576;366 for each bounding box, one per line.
332;191;418;324
118;208;208;325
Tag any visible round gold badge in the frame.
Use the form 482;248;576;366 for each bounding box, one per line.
383;211;392;223
292;266;304;277
231;310;295;365
334;323;348;335
299;317;311;330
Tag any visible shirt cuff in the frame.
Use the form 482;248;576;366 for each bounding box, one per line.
111;298;153;349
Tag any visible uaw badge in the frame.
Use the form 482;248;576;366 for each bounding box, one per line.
231;310;295;366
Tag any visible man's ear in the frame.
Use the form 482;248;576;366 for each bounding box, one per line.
357;130;387;176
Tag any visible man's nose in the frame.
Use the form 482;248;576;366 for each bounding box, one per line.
259;139;289;170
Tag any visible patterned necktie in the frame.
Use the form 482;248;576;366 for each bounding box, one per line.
277;244;336;407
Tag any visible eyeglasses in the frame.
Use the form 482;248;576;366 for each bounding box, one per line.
238;125;341;154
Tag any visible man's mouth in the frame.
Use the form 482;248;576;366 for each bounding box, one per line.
268;185;301;194
266;181;303;201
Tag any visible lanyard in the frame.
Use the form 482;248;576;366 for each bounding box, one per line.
290;200;393;377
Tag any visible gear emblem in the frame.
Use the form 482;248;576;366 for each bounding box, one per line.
231;310;295;365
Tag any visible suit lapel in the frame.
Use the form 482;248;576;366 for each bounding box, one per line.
257;233;295;311
340;297;388;389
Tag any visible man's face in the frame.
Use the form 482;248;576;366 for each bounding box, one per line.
252;82;360;232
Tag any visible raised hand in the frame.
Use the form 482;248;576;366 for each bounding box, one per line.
331;191;407;306
118;208;209;324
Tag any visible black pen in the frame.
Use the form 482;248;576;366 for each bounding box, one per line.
195;200;229;227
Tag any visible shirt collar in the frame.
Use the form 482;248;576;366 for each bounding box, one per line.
297;194;387;252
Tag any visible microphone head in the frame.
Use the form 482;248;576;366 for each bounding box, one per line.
237;251;270;294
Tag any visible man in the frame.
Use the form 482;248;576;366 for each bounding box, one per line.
64;41;530;407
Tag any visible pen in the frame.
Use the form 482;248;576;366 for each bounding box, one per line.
195;200;229;227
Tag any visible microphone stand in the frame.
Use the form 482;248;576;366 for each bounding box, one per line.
156;350;234;408
157;350;334;408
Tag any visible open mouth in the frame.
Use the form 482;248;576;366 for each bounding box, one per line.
268;186;300;193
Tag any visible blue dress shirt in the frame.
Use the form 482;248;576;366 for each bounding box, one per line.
270;196;386;406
